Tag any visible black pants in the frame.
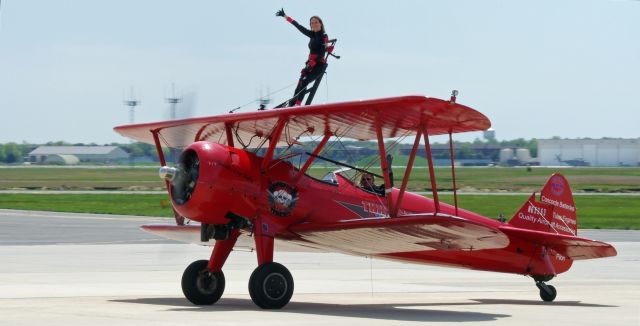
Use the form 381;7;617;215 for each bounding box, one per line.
290;63;327;106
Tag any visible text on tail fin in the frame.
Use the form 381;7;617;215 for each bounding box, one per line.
509;173;577;236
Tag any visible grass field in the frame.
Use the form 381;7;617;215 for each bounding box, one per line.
0;193;637;230
1;166;640;193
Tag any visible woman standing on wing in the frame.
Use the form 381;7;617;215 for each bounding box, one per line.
276;8;333;106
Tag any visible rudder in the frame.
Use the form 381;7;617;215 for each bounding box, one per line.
509;173;577;236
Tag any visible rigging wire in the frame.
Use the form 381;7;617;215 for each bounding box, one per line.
230;81;297;113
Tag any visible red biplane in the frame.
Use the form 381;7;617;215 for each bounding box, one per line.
114;95;616;309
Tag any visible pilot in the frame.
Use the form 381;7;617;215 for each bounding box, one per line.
360;173;383;194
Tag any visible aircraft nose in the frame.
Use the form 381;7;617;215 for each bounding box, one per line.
159;166;178;182
161;150;200;206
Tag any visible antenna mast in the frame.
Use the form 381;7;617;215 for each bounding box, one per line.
166;83;182;120
123;86;140;124
165;83;182;163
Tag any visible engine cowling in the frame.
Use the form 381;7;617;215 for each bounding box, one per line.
159;142;258;224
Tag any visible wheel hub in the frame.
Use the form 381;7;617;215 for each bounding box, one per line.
263;272;287;300
196;271;217;294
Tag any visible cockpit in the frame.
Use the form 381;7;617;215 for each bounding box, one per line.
320;168;384;195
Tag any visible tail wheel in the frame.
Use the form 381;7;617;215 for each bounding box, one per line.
181;260;225;305
537;283;557;302
248;262;294;309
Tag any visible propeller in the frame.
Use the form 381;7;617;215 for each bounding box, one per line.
166;86;197;163
162;88;199;225
166;150;200;206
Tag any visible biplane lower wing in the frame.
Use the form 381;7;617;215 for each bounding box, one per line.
287;214;510;256
140;224;322;252
141;224;207;245
499;225;617;260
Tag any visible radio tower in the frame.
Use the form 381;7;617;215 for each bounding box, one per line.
123;86;140;124
123;86;140;166
166;83;182;162
166;83;182;120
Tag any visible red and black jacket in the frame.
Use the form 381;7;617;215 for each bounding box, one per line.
286;16;332;69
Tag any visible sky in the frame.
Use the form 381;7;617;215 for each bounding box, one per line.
0;0;639;144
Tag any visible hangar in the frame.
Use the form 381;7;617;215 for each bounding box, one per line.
28;146;129;164
537;138;640;167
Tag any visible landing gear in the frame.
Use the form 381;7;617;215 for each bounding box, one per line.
181;260;225;305
536;281;557;302
248;262;294;309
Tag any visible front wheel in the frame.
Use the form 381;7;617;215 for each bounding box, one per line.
248;262;294;309
181;260;225;305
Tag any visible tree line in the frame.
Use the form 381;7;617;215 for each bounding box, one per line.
0;138;539;164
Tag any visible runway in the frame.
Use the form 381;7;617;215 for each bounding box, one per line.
0;209;638;325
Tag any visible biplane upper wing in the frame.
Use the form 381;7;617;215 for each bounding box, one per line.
286;214;509;256
114;95;490;148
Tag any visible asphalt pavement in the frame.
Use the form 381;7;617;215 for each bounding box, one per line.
0;209;638;326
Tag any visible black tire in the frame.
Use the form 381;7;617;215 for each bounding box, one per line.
248;262;294;309
181;260;225;305
539;284;557;302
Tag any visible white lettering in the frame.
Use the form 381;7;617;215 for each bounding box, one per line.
553;212;576;226
540;195;576;212
527;204;547;217
518;212;537;223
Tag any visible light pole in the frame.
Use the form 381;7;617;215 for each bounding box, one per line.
123;87;140;165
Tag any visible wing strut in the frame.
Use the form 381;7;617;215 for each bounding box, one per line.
421;125;440;214
294;132;332;181
375;115;394;213
225;123;235;147
392;128;423;217
260;117;287;172
448;131;459;215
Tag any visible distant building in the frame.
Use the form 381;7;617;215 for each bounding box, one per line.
400;144;503;158
537;138;640;167
42;154;80;165
28;146;129;164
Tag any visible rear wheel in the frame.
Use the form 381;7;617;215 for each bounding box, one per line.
248;262;294;309
538;283;557;302
181;260;225;305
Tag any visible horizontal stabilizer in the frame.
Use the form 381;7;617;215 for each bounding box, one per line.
499;225;617;260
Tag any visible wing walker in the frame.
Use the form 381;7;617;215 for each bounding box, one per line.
115;50;616;309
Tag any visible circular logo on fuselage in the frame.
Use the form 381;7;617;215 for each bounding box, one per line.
550;175;565;196
267;181;298;217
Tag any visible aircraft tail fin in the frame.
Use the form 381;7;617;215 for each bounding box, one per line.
509;173;577;236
